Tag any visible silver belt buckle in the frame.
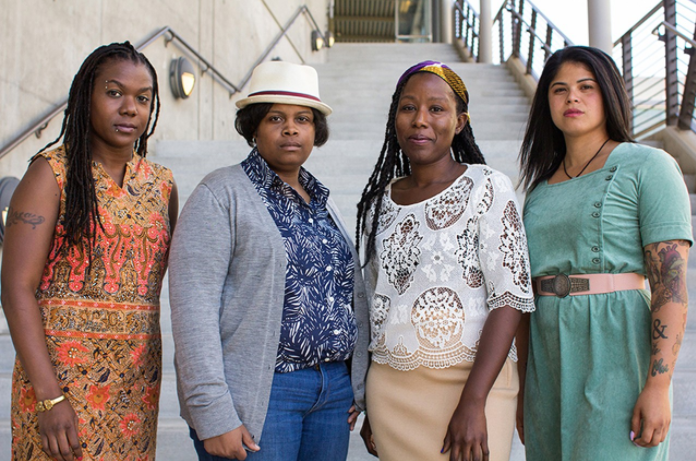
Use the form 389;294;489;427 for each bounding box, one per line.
552;274;571;297
540;274;571;297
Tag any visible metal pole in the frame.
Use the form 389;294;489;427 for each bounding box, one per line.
587;0;613;53
479;0;493;63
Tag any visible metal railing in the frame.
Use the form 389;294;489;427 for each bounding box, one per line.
454;0;572;73
0;4;327;161
613;0;696;138
454;0;480;60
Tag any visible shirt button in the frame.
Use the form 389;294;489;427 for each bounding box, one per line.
592;258;601;264
358;293;365;298
594;202;602;208
605;175;613;180
357;352;363;357
610;166;617;172
592;246;600;252
591;212;600;218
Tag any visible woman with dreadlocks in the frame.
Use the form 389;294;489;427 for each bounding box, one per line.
356;61;534;461
2;42;178;460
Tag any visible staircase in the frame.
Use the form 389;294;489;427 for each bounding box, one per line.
1;42;694;460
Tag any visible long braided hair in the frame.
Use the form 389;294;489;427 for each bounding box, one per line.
38;41;160;253
356;64;486;263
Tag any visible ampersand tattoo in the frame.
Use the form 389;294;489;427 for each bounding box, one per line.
652;319;668;340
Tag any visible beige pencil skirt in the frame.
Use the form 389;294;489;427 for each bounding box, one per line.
365;358;518;461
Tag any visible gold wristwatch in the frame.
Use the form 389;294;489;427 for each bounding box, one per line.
36;395;66;412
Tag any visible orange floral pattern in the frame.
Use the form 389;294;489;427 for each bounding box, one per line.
11;146;173;460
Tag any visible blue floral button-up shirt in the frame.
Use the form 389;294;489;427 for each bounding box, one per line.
242;150;358;373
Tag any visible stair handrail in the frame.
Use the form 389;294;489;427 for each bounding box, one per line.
614;0;696;137
0;4;327;161
454;0;572;75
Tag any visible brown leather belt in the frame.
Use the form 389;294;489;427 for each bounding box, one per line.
533;273;646;297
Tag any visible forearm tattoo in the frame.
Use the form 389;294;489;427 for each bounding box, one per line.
644;240;689;312
651;358;670;376
5;206;45;229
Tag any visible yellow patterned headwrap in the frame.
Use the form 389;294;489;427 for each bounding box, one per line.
397;60;470;106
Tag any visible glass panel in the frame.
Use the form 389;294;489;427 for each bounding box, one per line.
396;0;432;42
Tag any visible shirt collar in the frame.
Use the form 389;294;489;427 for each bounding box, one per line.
242;149;330;206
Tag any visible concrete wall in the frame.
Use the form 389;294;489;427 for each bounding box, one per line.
0;0;330;178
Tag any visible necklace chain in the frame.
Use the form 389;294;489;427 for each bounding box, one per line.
563;139;610;179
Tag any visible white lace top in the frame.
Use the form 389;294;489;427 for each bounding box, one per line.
365;165;535;371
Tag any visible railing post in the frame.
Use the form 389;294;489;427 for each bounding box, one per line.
512;0;523;58
526;9;537;75
678;20;696;130
621;33;634;136
664;0;679;126
544;24;553;62
499;16;505;63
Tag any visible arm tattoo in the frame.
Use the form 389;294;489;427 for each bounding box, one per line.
652;319;668;340
650;358;670;376
5;206;46;229
644;241;688;312
651;341;661;356
673;333;683;356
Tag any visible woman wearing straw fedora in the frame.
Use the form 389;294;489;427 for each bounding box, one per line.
168;60;369;461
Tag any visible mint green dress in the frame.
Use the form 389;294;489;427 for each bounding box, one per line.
522;143;692;460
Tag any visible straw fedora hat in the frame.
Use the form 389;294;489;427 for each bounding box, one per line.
235;61;332;116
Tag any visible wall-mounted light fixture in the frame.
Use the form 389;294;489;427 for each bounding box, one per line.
325;31;335;48
169;57;196;99
311;30;324;52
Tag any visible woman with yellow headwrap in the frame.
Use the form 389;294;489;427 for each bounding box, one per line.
355;61;535;461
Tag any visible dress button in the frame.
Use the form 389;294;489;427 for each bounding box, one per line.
328;296;335;302
324;358;331;362
591;212;600;218
308;218;314;224
592;246;600;252
605;175;613;180
322;239;328;244
333;329;341;335
594;202;602;208
326;265;332;271
592;258;601;264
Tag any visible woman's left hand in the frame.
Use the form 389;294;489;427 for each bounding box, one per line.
630;382;671;447
347;405;360;431
442;400;489;461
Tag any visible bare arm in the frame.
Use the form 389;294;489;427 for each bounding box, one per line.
442;306;522;461
631;239;689;447
514;312;530;444
168;178;179;236
1;157;82;460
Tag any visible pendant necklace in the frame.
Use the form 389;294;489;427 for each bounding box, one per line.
563;138;610;179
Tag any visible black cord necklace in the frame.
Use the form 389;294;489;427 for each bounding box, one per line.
563;138;610;179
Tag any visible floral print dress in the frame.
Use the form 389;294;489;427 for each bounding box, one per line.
11;146;174;460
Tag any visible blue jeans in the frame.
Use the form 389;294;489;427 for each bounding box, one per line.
190;361;354;461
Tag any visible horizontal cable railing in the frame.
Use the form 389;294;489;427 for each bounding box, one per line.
454;0;572;74
613;0;696;138
454;0;480;61
0;4;326;161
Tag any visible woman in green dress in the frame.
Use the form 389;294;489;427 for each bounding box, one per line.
517;45;691;460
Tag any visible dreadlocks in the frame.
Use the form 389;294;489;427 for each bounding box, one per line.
355;64;486;264
37;41;160;254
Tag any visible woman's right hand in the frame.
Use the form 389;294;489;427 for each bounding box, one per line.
203;425;260;460
38;399;83;461
516;392;525;445
360;414;379;457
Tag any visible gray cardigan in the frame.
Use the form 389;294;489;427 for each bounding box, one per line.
168;164;369;442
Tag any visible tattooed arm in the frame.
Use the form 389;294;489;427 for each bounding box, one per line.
1;156;83;460
631;239;690;448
